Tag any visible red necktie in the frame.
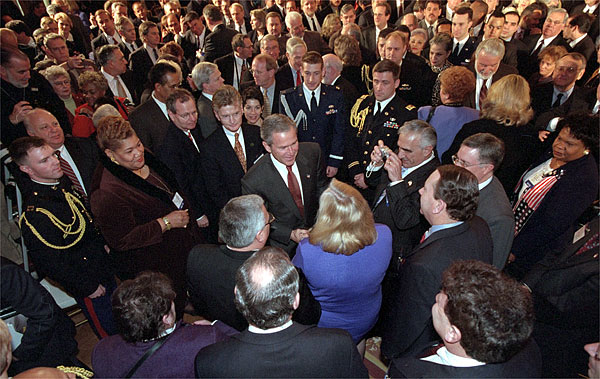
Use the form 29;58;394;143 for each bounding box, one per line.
420;232;427;243
287;166;304;218
479;83;488;109
296;71;302;87
58;152;87;201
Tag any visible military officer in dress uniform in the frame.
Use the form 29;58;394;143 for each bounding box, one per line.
347;59;417;199
280;51;346;178
9;136;117;339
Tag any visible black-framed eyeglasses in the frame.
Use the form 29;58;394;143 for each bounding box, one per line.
264;212;275;227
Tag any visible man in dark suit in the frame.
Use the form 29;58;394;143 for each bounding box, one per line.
284;11;331;54
464;38;518;110
380;165;493;360
195;247;368;378
419;0;443;40
531;52;590;130
201;85;264;224
564;13;595;62
346;59;418;199
280;52;346;178
129;62;182;153
187;195;271;330
115;17;141;60
571;0;599;40
322;53;359;114
366;120;439;268
190;62;224;138
360;2;392;52
265;0;287;20
388;260;540;377
301;0;324;32
518;8;570;79
453;133;514;269
241;114;328;255
180;11;208;69
275;37;307;91
476;12;518;67
157;89;212;234
97;45;138;105
91;10;123;52
230;2;253;34
215;34;254;90
448;7;478;66
203;4;239;62
244;54;285;117
384;31;437;108
129;21;161;96
501;10;528;52
22;108;99;198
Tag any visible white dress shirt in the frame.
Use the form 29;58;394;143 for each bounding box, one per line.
101;68;134;103
302;83;321;111
222;125;246;157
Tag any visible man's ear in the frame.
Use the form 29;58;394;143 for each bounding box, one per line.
432;199;446;215
423;145;434;157
444;324;462;344
19;164;32;176
293;292;300;310
262;141;272;153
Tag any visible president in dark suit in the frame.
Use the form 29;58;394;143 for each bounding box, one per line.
194;247;368;378
241;114;328;256
380;165;493;360
200;86;265;222
129;62;182;153
156;89;212;231
280;52;346;176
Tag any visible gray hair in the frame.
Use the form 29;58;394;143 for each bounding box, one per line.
341;4;355;14
474;37;505;59
323;53;343;73
234;247;299;329
260;34;279;50
285;11;302;28
191;62;218;90
411;27;428;41
398;119;437;149
97;44;120;67
115;16;134;32
42;32;64;47
461;133;505;171
261;114;296;145
218;195;266;248
92;105;121;127
42;65;69;83
285;37;307;55
341;23;361;40
547;7;568;23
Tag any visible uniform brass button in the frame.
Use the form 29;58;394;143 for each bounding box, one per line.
366;141;370;145
364;151;368;155
368;130;372;134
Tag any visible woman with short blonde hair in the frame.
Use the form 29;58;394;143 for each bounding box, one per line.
443;74;541;194
292;179;392;346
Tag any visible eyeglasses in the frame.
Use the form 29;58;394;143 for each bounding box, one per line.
175;110;198;120
452;154;486;168
263;212;275;228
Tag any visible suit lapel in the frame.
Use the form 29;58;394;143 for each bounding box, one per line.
406;222;468;258
295;148;313;220
266;156;302;219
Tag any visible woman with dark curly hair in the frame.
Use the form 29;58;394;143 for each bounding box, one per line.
418;66;479;157
242;86;264;126
92;272;234;378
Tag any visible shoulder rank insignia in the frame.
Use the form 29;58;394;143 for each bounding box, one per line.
406;104;416;110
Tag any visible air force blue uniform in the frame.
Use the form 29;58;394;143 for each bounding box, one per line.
280;84;346;168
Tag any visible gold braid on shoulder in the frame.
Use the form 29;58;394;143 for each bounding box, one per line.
361;64;373;95
56;366;94;379
350;95;370;137
19;189;91;250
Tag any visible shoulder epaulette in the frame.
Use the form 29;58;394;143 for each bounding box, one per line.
406;104;416;110
281;87;295;95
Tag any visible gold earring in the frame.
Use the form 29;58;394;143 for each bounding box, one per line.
110;156;120;165
584;150;590;155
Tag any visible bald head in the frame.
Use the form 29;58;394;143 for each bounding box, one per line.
23;108;65;149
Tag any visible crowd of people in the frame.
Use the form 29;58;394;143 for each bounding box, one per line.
0;0;598;377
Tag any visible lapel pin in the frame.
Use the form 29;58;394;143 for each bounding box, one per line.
407;180;412;186
306;174;311;178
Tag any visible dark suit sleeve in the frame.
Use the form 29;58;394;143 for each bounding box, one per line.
385;179;425;231
203;35;219;62
1;264;70;362
328;92;346;168
199;142;232;211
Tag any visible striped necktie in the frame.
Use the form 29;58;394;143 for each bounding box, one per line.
57;151;87;201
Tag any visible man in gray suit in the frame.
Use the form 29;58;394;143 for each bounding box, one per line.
452;133;514;269
191;62;225;138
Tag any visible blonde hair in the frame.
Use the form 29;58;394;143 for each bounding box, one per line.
309;179;377;255
54;12;73;27
481;74;533;126
0;320;11;375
